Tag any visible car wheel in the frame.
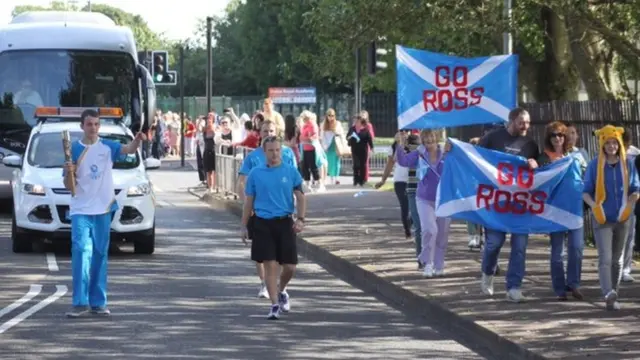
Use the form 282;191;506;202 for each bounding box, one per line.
134;223;155;255
12;211;32;253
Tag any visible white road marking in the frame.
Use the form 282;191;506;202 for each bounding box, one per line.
0;285;42;319
156;200;172;208
0;285;68;334
46;253;59;272
153;185;163;193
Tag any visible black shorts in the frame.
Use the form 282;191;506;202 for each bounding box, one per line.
247;214;256;240
251;216;298;265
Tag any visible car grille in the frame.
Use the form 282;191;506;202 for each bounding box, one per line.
55;205;71;224
52;188;121;195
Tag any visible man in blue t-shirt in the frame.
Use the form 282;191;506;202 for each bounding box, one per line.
236;120;297;299
63;109;145;317
241;136;306;320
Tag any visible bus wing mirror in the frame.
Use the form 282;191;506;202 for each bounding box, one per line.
134;64;156;135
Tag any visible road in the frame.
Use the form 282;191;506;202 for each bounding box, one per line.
0;162;485;360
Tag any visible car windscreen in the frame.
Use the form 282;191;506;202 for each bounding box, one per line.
26;132;139;169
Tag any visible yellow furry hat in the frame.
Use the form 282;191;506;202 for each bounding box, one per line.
592;125;631;224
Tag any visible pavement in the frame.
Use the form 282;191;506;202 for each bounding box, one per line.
0;160;485;360
192;171;640;360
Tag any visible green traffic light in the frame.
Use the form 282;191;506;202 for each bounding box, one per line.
155;74;163;82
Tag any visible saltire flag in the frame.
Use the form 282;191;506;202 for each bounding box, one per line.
435;139;584;234
396;45;518;130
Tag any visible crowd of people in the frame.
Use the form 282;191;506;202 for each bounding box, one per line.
151;100;640;315
151;99;378;194
382;107;640;311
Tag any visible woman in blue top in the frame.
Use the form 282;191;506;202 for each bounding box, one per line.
583;125;640;311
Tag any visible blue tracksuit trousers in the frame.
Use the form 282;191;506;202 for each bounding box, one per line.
70;213;112;308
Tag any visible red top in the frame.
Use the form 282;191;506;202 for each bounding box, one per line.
185;122;196;138
234;132;260;149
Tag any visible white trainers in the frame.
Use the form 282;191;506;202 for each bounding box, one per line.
258;284;268;299
267;304;281;320
481;273;494;296
468;235;479;248
434;269;445;277
422;264;434;278
605;290;619;310
506;288;526;303
622;272;635;283
278;291;290;313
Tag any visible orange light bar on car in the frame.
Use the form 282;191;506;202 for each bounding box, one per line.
98;107;123;118
34;107;60;117
34;107;124;118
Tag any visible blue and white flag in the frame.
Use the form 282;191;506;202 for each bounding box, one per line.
435;139;583;234
396;46;518;130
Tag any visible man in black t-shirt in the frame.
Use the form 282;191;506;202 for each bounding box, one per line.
477;107;540;303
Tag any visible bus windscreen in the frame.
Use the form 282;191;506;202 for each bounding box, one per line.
0;50;135;154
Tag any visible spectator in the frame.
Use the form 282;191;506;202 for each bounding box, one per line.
232;121;260;149
537;121;586;301
395;129;450;278
583;125;639;311
477;107;540;303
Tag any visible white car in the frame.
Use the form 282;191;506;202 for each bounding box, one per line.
3;120;160;254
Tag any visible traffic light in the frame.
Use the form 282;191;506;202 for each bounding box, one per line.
367;41;389;75
151;50;176;85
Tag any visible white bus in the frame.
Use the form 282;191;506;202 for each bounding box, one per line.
0;11;156;202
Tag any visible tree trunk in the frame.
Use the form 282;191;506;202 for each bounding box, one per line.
565;14;614;99
534;7;579;101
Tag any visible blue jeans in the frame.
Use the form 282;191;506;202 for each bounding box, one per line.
406;192;422;257
549;228;584;296
482;229;528;290
71;213;112;308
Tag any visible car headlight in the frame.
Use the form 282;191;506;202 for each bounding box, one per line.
22;183;46;196
127;183;151;197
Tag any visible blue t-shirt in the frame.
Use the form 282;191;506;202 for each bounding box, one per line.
245;163;303;219
583;156;640;223
238;146;297;176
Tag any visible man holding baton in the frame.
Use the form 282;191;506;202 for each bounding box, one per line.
63;109;146;317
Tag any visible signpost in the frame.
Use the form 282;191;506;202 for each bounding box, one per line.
268;87;317;104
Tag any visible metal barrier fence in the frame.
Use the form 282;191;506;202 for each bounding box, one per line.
213;145;389;198
213;146;249;200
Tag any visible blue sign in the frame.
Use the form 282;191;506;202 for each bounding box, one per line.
435;139;584;234
396;46;518;130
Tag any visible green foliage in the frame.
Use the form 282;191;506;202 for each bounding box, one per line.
12;1;640;100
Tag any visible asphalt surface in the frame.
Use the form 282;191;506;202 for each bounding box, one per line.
0;162;484;360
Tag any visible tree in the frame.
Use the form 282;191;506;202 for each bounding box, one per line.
304;0;640;100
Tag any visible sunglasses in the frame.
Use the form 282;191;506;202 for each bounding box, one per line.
551;133;565;138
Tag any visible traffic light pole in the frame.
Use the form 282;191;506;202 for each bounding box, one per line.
206;17;213;114
179;45;186;168
354;47;362;114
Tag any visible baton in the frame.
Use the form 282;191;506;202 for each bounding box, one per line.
61;130;76;196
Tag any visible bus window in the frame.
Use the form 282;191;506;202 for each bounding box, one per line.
0;50;135;129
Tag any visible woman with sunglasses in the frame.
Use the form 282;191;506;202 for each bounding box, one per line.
537;121;587;301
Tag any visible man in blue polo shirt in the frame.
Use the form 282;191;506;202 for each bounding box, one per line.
237;120;297;298
241;136;306;320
